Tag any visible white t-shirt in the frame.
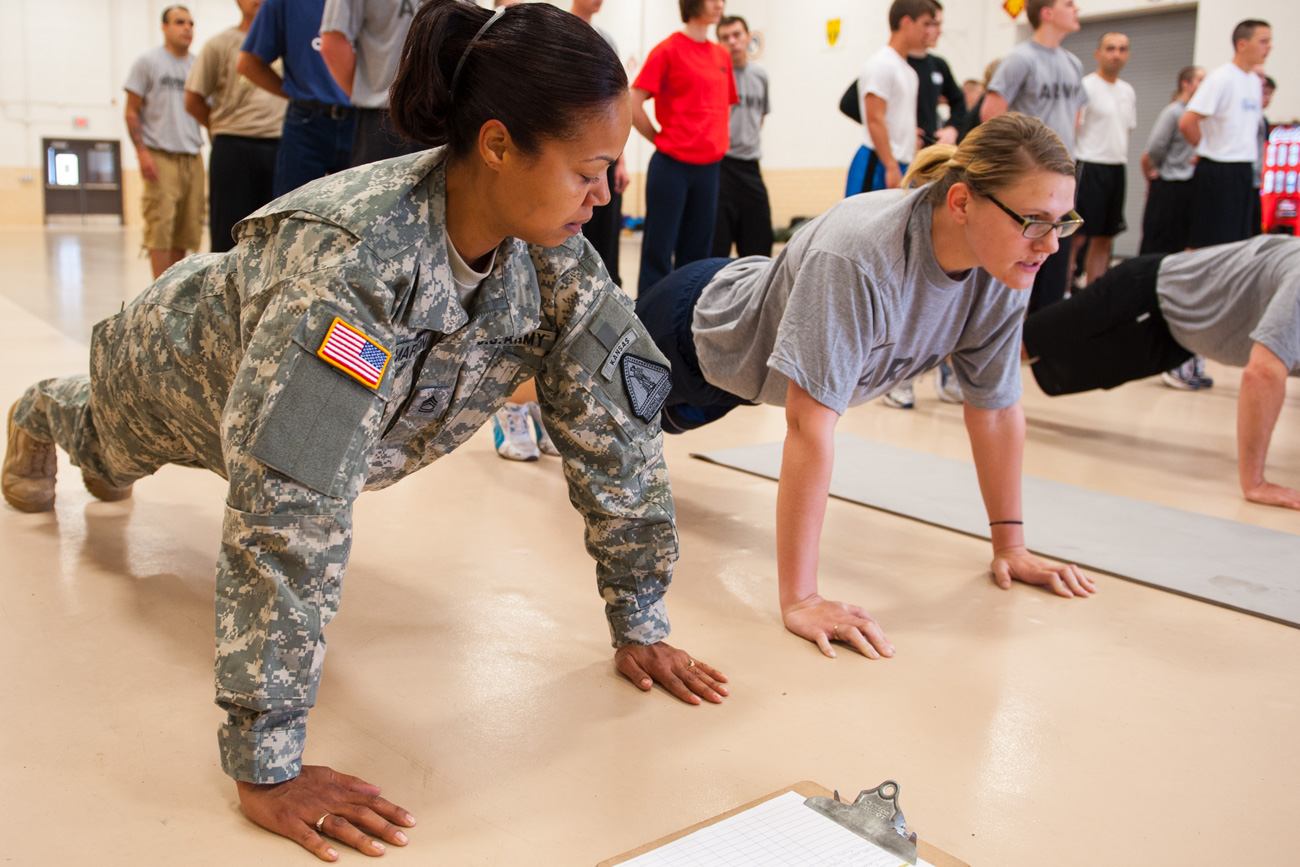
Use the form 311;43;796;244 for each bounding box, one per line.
1185;62;1263;163
858;45;919;164
1075;73;1136;164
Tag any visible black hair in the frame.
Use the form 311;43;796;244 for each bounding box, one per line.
390;0;628;160
718;15;749;33
889;0;939;32
679;0;705;24
1232;19;1270;48
161;4;189;25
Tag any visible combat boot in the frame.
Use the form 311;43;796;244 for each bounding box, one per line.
82;470;133;502
3;401;57;512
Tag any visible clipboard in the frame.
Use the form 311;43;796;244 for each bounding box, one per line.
598;781;968;867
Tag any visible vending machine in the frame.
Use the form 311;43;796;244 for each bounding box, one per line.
1261;124;1299;235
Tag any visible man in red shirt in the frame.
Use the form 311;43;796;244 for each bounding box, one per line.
631;0;737;291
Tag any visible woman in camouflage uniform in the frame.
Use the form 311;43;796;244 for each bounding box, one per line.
2;1;726;859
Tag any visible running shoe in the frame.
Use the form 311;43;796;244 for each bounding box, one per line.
1161;357;1209;391
934;360;963;404
491;402;539;461
525;401;560;457
881;383;916;409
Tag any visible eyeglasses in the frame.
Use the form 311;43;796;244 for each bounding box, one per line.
985;193;1084;239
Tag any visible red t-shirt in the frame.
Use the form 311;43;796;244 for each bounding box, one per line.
633;32;738;165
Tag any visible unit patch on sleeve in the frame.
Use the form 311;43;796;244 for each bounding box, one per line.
317;317;391;389
621;354;672;422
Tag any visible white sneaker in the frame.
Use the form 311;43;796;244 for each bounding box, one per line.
934;360;963;404
525;401;560;457
492;403;539;461
881;383;915;409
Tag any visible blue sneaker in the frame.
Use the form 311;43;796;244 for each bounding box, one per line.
1162;357;1210;391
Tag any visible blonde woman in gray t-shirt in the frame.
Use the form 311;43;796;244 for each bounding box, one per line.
636;113;1095;660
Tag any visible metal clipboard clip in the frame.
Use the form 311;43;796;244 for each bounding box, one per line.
804;780;918;864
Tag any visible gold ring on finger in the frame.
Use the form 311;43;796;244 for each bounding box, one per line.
833;624;840;641
315;813;330;832
687;657;696;668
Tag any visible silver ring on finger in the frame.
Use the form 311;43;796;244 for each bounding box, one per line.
315;813;330;832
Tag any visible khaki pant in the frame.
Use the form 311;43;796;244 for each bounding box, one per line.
141;148;205;251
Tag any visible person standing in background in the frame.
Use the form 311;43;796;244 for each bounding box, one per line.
711;14;773;259
185;0;285;254
1071;32;1136;286
239;0;357;197
630;0;736;292
907;0;964;147
846;0;936;196
1252;75;1276;237
981;0;1086;314
319;0;426;166
1140;66;1205;256
124;5;205;279
1180;19;1271;248
571;0;630;285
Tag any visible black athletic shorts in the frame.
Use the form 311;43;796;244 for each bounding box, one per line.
1187;158;1255;248
633;257;751;432
1023;254;1192;395
1075;161;1127;237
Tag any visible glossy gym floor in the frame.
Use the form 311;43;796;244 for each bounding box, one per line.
1;225;1297;865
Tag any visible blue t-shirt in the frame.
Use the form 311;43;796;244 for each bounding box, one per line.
242;0;350;106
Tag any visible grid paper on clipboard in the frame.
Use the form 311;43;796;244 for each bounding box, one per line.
619;791;933;867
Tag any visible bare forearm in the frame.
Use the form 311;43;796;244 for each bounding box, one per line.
1178;111;1202;147
776;425;835;609
319;31;355;98
964;403;1027;552
630;92;658;145
864;116;897;170
184;91;211;129
237;52;287;99
125;113;147;151
980;91;1007;123
1237;352;1287;492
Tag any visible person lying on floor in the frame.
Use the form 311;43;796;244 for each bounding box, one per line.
635;113;1096;661
1023;233;1300;511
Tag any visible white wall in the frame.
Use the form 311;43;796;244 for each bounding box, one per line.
1;0;1295;174
0;0;247;172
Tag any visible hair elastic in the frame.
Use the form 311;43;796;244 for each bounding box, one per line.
450;6;507;96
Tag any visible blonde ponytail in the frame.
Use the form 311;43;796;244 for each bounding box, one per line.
910;113;1074;206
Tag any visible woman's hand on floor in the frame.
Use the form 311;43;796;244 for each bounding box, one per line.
782;594;894;660
237;765;415;861
615;641;729;705
991;546;1096;597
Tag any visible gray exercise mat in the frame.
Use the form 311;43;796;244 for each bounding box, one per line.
693;434;1300;628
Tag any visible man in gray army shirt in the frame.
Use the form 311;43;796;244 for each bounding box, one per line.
982;0;1086;315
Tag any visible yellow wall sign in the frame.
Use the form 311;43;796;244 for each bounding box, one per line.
827;19;841;48
1002;0;1025;18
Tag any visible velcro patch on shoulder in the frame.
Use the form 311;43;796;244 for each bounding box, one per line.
317;317;391;389
621;353;672;422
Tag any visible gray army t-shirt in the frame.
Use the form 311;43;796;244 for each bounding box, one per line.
123;46;203;154
692;188;1029;413
987;39;1087;155
320;0;423;109
1157;235;1300;374
727;62;770;161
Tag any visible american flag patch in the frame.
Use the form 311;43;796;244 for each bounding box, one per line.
317;318;391;389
